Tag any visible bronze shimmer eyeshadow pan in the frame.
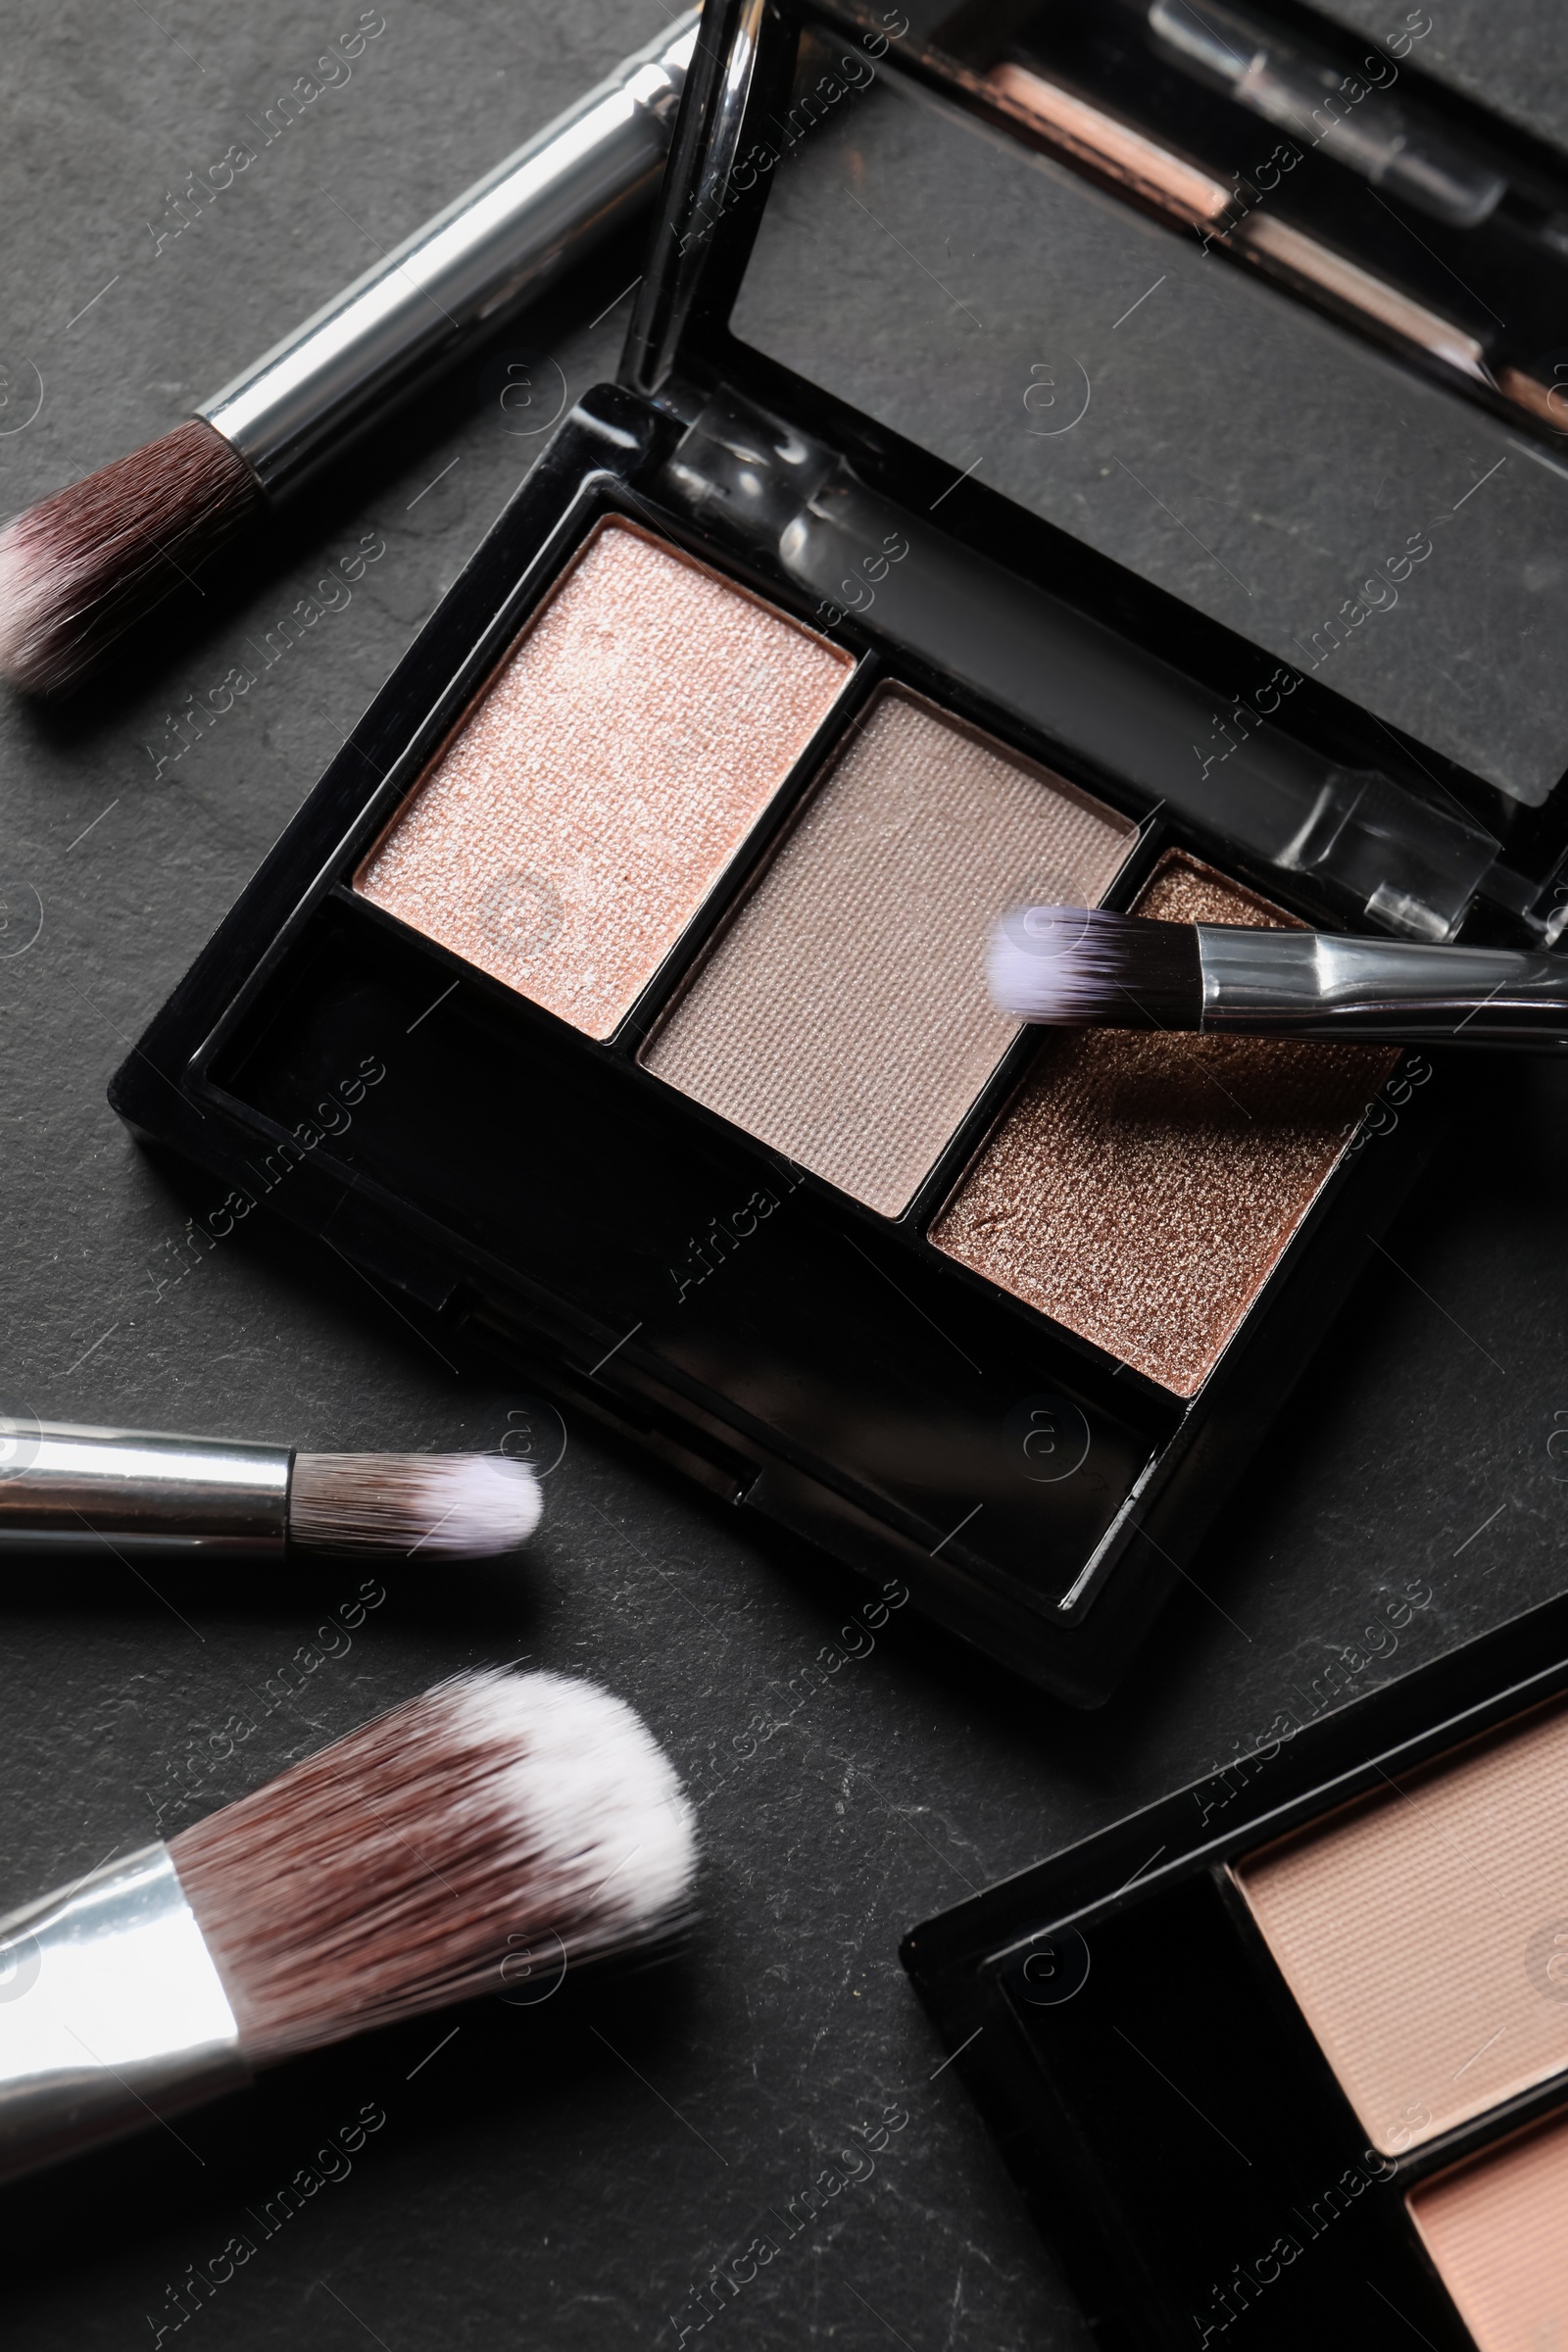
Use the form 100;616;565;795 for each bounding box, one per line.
641;684;1134;1217
355;515;853;1040
929;854;1396;1396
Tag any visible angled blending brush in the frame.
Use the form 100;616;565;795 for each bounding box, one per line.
0;1667;696;2181
0;11;697;694
0;1420;542;1557
989;905;1568;1047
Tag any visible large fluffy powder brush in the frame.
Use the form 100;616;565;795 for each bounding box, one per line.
0;1669;696;2181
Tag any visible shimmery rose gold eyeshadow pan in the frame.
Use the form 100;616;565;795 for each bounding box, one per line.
641;684;1133;1216
355;516;852;1040
930;854;1396;1396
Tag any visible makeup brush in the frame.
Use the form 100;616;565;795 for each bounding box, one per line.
0;1667;696;2182
989;906;1568;1046
0;11;697;694
0;1421;542;1557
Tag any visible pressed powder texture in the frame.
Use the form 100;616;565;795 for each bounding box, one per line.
929;856;1393;1396
356;518;852;1039
1408;2114;1568;2352
642;686;1133;1217
1236;1699;1568;2156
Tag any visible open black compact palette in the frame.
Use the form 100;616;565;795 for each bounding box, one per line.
113;0;1568;1702
903;1590;1568;2349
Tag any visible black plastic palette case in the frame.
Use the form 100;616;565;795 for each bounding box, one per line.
902;1591;1568;2350
114;0;1568;1703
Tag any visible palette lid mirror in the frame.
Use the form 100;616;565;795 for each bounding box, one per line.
618;0;1568;951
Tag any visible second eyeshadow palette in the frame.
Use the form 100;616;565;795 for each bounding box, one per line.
110;404;1441;1703
904;1589;1568;2349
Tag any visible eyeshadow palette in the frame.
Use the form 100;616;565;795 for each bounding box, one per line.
110;0;1563;1702
901;1589;1568;2348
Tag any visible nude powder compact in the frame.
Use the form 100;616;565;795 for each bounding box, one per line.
904;1588;1568;2347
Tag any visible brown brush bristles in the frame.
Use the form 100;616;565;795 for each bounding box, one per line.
169;1670;696;2067
0;419;260;692
287;1451;542;1558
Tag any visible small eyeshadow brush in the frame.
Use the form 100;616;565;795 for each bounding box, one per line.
0;11;697;694
0;1420;542;1557
0;1668;696;2182
990;905;1568;1046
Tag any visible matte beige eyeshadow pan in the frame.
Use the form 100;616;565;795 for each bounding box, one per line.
356;518;853;1039
1236;1699;1568;2155
641;686;1134;1217
929;856;1394;1396
1408;2113;1568;2352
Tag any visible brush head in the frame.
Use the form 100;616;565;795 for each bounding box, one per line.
170;1667;697;2066
287;1451;542;1559
0;419;260;693
989;905;1204;1030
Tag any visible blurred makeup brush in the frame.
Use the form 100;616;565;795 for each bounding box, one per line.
0;11;697;694
989;906;1568;1047
0;1667;696;2181
0;1420;542;1557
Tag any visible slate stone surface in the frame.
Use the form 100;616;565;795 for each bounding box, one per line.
0;5;1563;2348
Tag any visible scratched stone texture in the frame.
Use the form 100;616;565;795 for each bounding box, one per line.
0;5;1565;2348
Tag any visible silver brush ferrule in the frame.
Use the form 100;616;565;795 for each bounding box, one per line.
1199;927;1568;1042
0;1843;245;2184
197;14;698;501
0;1421;290;1555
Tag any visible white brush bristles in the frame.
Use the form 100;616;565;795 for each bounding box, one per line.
0;516;59;691
288;1451;542;1558
988;905;1203;1028
170;1668;697;2067
989;906;1104;1023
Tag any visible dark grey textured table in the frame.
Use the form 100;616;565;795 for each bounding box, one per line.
0;6;1564;2346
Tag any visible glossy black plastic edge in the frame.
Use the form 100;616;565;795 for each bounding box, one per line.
109;379;1448;1709
900;1588;1568;2346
